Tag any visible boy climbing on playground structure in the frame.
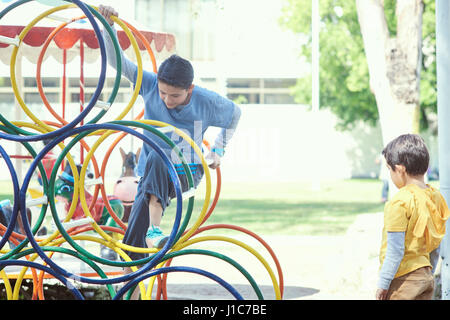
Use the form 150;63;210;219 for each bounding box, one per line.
376;134;449;300
98;3;241;283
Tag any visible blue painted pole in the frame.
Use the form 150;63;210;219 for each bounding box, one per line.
436;0;450;300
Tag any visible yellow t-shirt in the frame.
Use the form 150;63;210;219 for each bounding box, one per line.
379;184;450;278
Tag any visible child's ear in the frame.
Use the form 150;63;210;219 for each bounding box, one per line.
394;164;406;174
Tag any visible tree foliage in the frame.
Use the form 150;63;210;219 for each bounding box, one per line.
279;0;436;132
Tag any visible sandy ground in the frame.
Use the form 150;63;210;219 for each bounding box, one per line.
154;211;385;300
3;211;384;300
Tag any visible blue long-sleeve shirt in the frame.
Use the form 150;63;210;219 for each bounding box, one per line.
102;26;241;175
378;231;440;290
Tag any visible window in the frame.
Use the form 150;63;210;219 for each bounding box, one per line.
25;77;59;88
135;0;218;61
0;93;14;103
264;93;296;104
72;93;105;103
264;79;297;89
200;77;216;83
0;74;134;104
25;92;59;104
226;78;297;105
227;78;260;88
0;78;11;87
107;78;132;88
228;93;260;104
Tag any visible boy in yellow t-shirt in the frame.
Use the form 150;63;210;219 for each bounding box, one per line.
376;134;450;300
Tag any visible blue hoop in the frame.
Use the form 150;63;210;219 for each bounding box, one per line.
19;123;183;285
0;144;20;252
114;266;244;300
0;0;107;142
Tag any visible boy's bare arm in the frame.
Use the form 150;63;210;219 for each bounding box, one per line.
98;5;118;26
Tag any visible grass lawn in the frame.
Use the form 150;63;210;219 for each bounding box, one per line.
1;178;437;237
160;178;390;236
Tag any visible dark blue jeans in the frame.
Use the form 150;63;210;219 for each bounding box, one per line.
122;149;203;261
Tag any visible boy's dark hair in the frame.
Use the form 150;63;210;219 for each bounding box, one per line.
157;54;194;89
382;134;429;175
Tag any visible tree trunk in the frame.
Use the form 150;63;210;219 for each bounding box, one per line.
356;0;423;147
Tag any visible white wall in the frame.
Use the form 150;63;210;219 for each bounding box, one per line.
205;105;384;183
1;103;440;186
0;103;383;183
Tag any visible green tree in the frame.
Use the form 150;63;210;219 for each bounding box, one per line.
280;0;436;134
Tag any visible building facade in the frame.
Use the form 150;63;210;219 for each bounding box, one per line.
133;0;305;104
0;0;388;182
